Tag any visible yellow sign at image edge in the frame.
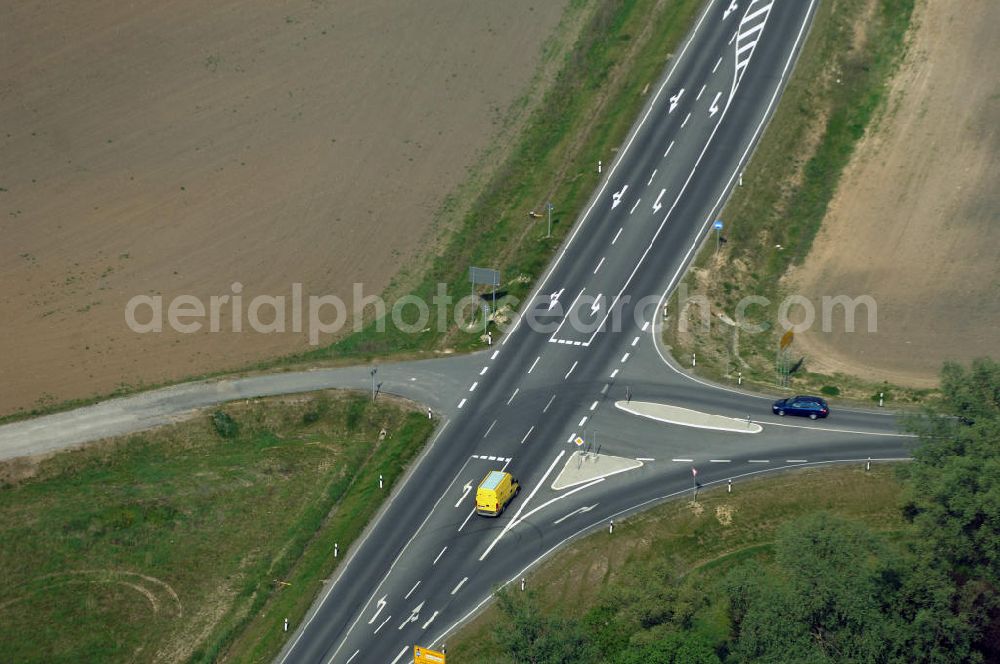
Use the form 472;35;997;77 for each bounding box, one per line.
414;645;446;663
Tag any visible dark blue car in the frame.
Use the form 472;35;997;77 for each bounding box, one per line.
772;395;830;419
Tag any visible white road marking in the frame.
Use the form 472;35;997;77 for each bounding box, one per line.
621;352;630;363
787;459;808;463
433;547;447;565
422;611;439;630
672;458;694;462
696;84;706;100
405;581;421;599
729;29;737;45
491;350;499;360
681;112;691;127
636;457;655;461
610;368;620;379
479;366;488;376
631;336;640;347
612;227;624;244
520;425;535;444
554;504;597;525
664;140;674;158
543;395;556;413
647;169;657;185
398;601;424;630
390;648;408;664
642;320;650;332
742;2;771;25
488;456;496;461
469;382;478;392
578;416;588;427
564;361;578;380
373;615;391;634
710;459;731;463
483;420;496;438
450;577;468;595
528;356;540;374
590;401;598;411
459;508;475;531
709;91;722;116
593;257;606;274
629;199;641;214
748;459;770;463
589;293;603;314
600;383;609;395
567;432;577;444
713;56;723;73
368;596;388;624
457;398;467;409
737;39;756;57
346;650;360;664
741;19;765;40
507;388;519;405
611;184;629;209
652;187;666;213
454;481;472;508
481;450;566;561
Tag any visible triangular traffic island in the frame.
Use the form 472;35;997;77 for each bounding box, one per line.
552;450;643;490
616;401;763;433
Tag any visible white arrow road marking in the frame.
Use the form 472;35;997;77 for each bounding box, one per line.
398;601;424;630
611;184;629;209
709;91;722;116
454;482;473;508
368;596;388;624
421;611;439;630
590;294;603;314
723;1;738;20
548;288;564;310
669;88;684;112
554;504;598;525
652;188;666;213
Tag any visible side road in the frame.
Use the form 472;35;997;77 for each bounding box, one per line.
0;352;485;462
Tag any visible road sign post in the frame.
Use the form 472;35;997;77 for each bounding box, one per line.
546;202;554;238
713;220;724;253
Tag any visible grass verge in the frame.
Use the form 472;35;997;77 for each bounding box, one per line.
0;391;434;663
662;0;924;406
446;463;906;661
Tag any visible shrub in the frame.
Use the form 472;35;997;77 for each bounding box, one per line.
211;410;239;439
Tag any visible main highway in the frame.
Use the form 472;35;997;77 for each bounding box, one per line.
275;1;914;662
0;1;916;662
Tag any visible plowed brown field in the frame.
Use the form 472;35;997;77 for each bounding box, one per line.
0;0;570;414
787;0;1000;388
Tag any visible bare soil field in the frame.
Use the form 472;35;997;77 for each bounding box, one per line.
0;0;571;415
787;0;1000;388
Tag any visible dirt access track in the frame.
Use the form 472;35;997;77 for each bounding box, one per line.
787;0;1000;388
0;0;570;416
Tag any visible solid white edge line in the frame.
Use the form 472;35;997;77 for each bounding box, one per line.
433;457;911;650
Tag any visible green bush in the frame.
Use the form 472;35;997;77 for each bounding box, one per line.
820;385;840;396
211;410;239;439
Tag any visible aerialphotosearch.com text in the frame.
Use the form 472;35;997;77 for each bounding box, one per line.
124;281;877;344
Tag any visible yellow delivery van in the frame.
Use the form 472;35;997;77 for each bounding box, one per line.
476;470;519;517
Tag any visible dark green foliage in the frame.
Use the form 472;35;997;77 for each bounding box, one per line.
820;385;840;396
493;588;596;663
211;410;238;439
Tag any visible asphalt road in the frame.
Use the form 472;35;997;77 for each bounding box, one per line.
275;1;915;663
0;1;919;662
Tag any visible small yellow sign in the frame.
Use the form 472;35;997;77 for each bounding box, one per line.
779;329;794;350
414;645;446;663
574;436;585;447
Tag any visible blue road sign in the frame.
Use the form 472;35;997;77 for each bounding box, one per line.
713;220;724;230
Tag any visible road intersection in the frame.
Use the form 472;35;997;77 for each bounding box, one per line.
0;2;919;663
